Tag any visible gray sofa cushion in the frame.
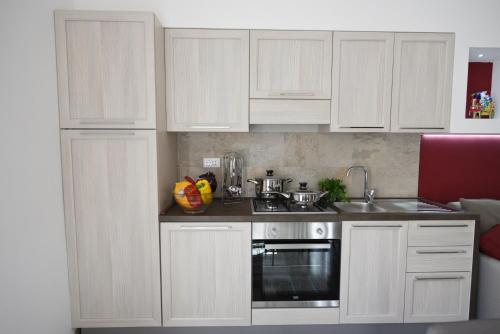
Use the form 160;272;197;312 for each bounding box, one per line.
426;319;500;334
460;199;500;234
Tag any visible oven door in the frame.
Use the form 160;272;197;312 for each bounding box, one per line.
252;239;340;308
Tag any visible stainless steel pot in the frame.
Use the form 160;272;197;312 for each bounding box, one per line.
247;170;293;199
276;182;328;206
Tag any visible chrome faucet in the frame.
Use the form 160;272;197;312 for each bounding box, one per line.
345;165;376;204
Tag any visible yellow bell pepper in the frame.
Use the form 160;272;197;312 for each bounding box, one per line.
196;179;213;205
173;180;192;208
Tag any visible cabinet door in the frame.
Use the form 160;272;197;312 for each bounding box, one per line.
161;223;251;326
55;11;157;129
165;29;249;132
340;221;408;323
404;272;471;323
391;33;454;132
250;30;332;99
60;130;161;327
331;32;394;132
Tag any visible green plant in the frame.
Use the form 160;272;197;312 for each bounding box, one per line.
319;178;350;204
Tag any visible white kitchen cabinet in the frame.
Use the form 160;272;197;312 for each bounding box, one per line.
331;32;394;132
165;29;249;132
404;219;474;324
408;220;475;247
250;30;332;99
340;221;408;323
55;11;164;129
404;272;471;323
60;130;168;327
249;99;331;124
161;222;251;327
391;33;454;132
406;246;473;273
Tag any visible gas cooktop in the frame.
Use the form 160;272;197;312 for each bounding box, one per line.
251;198;338;214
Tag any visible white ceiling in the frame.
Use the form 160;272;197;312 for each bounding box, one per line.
469;47;500;62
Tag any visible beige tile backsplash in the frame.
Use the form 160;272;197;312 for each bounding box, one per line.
177;132;421;198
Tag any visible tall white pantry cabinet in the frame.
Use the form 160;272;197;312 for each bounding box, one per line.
55;11;177;328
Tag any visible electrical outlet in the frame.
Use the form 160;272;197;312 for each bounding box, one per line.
203;158;220;168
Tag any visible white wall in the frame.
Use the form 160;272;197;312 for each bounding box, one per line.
492;60;500;109
0;1;73;334
72;0;500;133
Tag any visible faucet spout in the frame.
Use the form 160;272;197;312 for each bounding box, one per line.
345;165;375;204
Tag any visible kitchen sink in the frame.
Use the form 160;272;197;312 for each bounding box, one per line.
334;199;454;213
334;201;386;213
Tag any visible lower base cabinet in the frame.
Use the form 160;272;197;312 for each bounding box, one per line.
339;221;408;324
404;272;471;323
159;220;474;327
160;222;251;327
339;220;474;325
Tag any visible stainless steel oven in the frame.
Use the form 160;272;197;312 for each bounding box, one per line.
252;222;341;308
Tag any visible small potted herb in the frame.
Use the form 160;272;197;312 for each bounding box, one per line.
318;178;350;207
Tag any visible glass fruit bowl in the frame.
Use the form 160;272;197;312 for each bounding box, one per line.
173;178;213;214
173;192;213;214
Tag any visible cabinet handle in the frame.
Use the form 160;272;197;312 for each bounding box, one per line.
264;243;331;250
415;275;464;280
277;92;315;97
417;224;469;228
352;224;402;228
416;250;467;254
79;120;136;125
180;226;232;230
79;131;136;136
188;125;231;129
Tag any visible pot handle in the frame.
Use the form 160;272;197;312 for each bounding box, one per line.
284;178;293;183
318;191;329;198
247;179;259;185
263;191;291;199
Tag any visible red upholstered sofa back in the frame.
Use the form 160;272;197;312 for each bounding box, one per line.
418;134;500;204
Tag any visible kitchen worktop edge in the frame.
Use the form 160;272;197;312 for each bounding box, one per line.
159;198;479;222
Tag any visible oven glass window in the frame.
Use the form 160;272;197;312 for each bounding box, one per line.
252;240;340;302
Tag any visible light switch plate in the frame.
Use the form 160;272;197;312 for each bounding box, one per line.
203;158;220;168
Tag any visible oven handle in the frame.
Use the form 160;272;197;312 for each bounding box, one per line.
264;243;331;250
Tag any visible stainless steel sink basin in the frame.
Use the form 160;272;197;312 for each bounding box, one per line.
334;199;454;213
334;201;386;213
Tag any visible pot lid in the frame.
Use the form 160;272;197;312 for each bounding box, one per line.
291;182;319;194
252;170;289;181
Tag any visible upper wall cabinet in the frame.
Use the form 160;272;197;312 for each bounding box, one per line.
55;11;163;129
331;32;394;132
165;29;249;132
250;30;332;99
249;30;332;125
391;33;454;132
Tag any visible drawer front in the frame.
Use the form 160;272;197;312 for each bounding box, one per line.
404;272;471;323
252;308;339;325
249;99;331;124
408;220;475;246
407;246;473;272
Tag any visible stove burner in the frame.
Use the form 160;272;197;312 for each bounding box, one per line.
252;198;337;214
265;201;278;210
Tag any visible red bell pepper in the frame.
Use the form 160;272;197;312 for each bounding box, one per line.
184;176;202;208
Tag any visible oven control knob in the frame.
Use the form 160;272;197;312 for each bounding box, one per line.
316;228;324;235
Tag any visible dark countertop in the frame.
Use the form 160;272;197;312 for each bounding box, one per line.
159;198;479;222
